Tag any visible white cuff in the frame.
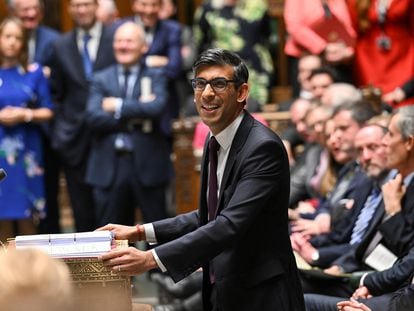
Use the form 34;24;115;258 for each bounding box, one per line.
359;272;369;287
143;223;157;245
151;249;167;272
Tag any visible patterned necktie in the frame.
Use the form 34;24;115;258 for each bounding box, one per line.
350;186;382;245
208;136;220;221
82;33;93;80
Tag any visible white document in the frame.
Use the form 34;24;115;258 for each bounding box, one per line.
15;231;114;258
364;243;397;271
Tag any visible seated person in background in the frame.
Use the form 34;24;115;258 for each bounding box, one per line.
308;66;338;101
288;103;333;210
302;106;414;299
292;123;390;268
307;240;414;311
281;98;312;166
321;83;362;108
290;101;378;237
0;248;73;311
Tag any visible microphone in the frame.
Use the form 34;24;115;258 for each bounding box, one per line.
0;168;6;182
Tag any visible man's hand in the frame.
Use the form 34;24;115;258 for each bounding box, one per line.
291;219;321;236
96;223;140;242
324;265;343;276
382;173;406;217
337;299;371;311
146;55;168;67
99;247;157;276
102;97;118;112
352;286;372;300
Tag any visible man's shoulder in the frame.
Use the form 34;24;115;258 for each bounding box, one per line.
37;25;60;38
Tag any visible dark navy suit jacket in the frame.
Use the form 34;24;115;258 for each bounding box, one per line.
49;25;115;167
33;25;60;66
84;64;170;188
151;112;305;311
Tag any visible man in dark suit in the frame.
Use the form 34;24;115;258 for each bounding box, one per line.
8;0;62;234
293;124;390;268
8;0;60;66
48;0;115;232
128;0;182;139
98;48;305;311
304;106;414;308
85;21;170;226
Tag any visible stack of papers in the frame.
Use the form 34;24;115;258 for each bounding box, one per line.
15;231;114;258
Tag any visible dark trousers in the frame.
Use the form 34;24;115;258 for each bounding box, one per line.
63;161;95;232
93;153;168;227
38;140;61;234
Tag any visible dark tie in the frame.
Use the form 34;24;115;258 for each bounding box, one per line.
208;136;220;221
350;186;382;245
121;70;131;98
82;33;93;80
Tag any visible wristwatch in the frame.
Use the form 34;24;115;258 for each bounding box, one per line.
311;250;320;262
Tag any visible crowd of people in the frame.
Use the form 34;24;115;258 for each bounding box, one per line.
0;0;414;311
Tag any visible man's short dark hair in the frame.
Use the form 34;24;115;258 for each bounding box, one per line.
309;66;339;83
332;100;380;126
192;48;249;87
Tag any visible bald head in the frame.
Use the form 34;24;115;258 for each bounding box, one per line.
113;22;147;67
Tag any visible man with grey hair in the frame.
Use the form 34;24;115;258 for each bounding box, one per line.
304;105;414;308
321;83;362;108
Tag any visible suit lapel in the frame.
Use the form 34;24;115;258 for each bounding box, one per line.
67;31;87;84
199;137;210;223
216;112;254;216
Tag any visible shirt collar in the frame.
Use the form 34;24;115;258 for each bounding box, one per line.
213;112;244;152
78;21;102;40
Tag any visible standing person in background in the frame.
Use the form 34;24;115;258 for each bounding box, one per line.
159;0;197;117
0;18;54;241
194;0;274;110
85;22;170;226
284;0;356;96
8;0;61;234
127;0;182;142
48;0;115;232
96;0;119;26
98;48;305;311
346;0;414;109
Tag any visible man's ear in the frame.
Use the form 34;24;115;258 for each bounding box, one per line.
141;43;149;55
405;135;414;151
237;83;249;104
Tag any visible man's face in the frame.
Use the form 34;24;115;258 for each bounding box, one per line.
305;107;329;145
297;56;321;91
132;0;161;28
330;110;360;164
355;126;387;178
113;23;146;66
310;73;333;100
69;0;97;30
290;99;310;141
11;0;42;31
194;64;248;136
382;114;411;173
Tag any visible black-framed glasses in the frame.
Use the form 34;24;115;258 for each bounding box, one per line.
191;77;237;92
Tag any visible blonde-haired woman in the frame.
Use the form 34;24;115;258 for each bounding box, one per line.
0;17;54;241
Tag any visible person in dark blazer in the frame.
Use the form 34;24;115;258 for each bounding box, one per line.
8;0;62;234
97;48;305;311
127;0;182;140
293;124;390;268
48;0;115;232
305;242;414;311
85;21;170;226
303;106;414;304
